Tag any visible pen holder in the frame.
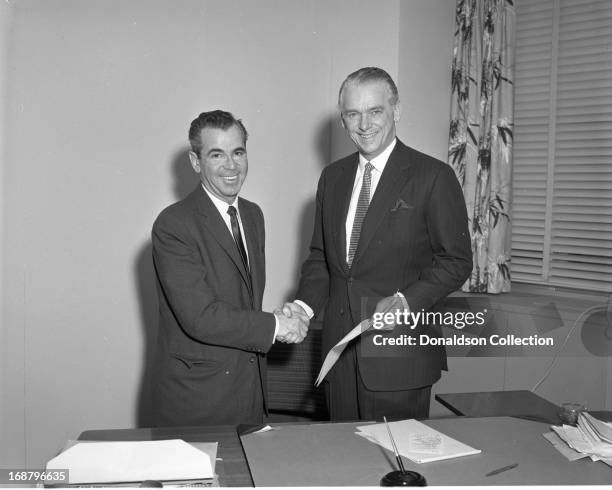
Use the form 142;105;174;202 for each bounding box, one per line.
558;402;586;425
380;470;427;486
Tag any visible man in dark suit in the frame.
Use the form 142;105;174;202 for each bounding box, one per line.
152;110;307;426
284;67;472;421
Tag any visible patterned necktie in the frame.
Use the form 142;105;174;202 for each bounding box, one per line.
347;162;373;267
227;205;250;275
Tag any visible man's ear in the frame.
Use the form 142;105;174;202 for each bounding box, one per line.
393;101;402;123
188;151;201;174
340;115;346;130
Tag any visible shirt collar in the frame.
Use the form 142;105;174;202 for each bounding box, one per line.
358;137;397;174
202;184;239;216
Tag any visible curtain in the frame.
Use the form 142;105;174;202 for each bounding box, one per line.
448;0;516;293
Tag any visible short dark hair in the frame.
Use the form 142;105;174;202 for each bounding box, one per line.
338;67;399;106
188;110;248;157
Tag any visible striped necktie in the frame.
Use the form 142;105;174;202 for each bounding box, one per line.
347;162;373;268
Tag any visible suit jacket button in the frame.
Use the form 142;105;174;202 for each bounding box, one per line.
249;357;256;363
339;308;345;315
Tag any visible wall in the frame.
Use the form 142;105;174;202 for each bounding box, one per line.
0;0;14;468
397;0;455;160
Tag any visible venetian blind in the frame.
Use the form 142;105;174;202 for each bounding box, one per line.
512;0;612;292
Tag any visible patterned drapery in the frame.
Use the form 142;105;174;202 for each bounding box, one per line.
448;0;515;293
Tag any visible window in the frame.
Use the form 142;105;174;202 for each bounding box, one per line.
512;0;612;292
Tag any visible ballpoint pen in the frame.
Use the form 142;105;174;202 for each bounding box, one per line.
383;416;407;474
485;463;518;477
380;417;427;486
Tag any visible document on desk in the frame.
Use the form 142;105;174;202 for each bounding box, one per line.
543;431;589;462
356;419;481;464
46;439;215;485
548;412;612;462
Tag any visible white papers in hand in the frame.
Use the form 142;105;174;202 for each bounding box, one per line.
46;439;214;484
315;318;371;386
356;419;481;464
315;292;406;386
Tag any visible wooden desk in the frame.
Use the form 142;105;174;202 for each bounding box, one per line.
435;390;562;423
78;425;252;487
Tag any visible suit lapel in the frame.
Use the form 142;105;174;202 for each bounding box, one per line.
332;156;359;275
352;142;411;268
196;188;253;298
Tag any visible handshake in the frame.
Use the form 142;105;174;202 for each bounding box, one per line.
274;302;310;344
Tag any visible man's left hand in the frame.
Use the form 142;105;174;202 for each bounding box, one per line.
373;294;410;331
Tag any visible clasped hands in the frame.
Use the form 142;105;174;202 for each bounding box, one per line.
274;302;309;343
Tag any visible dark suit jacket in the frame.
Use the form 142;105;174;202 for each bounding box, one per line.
296;140;472;391
151;185;275;426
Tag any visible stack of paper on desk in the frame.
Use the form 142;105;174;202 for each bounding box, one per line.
355;419;481;463
46;439;215;485
547;412;612;464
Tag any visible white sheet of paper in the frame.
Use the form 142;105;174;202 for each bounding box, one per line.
542;431;589;461
315;318;371;386
552;424;612;459
580;412;612;444
355;419;481;464
315;292;406;386
46;439;214;484
409;433;444;454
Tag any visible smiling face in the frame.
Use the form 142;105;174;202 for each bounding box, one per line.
339;80;401;160
189;124;248;204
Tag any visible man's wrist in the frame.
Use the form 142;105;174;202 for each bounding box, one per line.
293;300;314;319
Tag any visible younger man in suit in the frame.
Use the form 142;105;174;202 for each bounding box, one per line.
152;110;307;426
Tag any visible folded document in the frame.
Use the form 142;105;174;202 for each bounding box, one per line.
356;419;481;464
46;439;215;485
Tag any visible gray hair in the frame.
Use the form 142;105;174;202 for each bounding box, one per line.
338;67;399;106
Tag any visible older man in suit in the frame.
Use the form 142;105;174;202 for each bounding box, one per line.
284;67;472;421
152;110;307;426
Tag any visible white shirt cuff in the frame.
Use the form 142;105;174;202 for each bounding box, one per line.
293;300;314;319
272;313;280;343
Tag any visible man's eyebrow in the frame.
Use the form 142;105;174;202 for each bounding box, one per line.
233;146;246;153
342;105;384;114
205;147;224;156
